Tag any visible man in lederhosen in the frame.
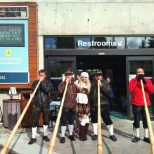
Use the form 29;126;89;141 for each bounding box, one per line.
90;69;117;142
58;69;77;144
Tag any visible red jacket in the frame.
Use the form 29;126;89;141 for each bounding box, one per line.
129;77;154;106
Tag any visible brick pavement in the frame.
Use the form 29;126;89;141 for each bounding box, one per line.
0;120;153;154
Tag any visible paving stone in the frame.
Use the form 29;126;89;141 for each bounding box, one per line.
0;120;153;154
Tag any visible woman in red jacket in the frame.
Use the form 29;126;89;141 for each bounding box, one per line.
129;68;154;143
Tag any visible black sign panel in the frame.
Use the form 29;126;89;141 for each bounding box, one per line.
0;24;25;47
0;6;28;19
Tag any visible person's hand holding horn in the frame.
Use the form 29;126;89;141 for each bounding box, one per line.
137;74;147;85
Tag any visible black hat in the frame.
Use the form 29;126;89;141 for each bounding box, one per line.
65;69;73;75
93;69;102;75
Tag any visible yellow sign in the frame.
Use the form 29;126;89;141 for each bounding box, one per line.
5;49;12;56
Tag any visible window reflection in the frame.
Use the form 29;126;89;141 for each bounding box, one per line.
44;36;154;50
129;61;152;77
76;37;125;49
44;37;75;49
48;60;73;91
127;37;154;49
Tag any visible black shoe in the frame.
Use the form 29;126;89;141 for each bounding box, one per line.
69;135;76;141
92;134;97;140
143;137;150;144
132;137;140;142
60;137;65;143
110;135;117;141
28;138;36;144
43;136;50;142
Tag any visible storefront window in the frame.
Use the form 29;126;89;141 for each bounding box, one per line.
76;37;125;49
44;37;75;49
129;60;153;77
44;36;154;50
127;37;154;49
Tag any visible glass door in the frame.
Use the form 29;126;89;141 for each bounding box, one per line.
126;56;154;119
46;56;76;99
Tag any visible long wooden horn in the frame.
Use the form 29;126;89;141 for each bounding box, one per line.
48;81;68;154
140;80;154;154
0;79;42;154
97;80;103;154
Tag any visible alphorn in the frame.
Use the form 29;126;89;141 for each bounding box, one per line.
48;81;68;154
140;80;154;154
97;80;103;154
0;79;42;154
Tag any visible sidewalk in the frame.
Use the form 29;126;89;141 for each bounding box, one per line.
0;120;153;154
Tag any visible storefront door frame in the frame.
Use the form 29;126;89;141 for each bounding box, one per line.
126;56;154;120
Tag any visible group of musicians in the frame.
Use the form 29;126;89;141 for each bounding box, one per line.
28;67;154;146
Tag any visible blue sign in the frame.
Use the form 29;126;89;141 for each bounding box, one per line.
0;20;29;84
0;72;29;83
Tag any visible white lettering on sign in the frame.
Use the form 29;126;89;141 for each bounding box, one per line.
78;40;123;47
118;41;123;46
0;75;5;80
